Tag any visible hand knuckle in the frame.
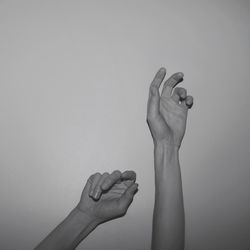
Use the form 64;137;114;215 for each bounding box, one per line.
102;172;109;177
89;174;95;178
95;172;101;177
88;174;95;183
113;170;121;176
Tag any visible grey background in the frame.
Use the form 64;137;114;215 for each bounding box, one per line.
0;1;250;249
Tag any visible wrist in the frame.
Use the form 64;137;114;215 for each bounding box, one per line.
154;140;180;152
73;207;101;227
154;140;179;168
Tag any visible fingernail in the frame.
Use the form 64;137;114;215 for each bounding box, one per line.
178;72;184;78
93;191;100;200
158;68;166;74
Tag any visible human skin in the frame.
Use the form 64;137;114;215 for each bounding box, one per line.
147;68;193;250
35;170;138;250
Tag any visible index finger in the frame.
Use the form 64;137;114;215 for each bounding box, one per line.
150;67;166;89
147;68;166;120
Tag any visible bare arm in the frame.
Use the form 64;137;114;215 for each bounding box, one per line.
35;170;138;250
34;208;99;250
153;142;184;250
147;68;193;250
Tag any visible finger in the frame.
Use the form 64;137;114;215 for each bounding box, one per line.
150;67;166;89
147;90;160;121
85;173;97;193
121;170;136;182
185;95;194;109
118;183;139;213
89;172;102;197
172;87;187;103
101;170;122;191
92;172;109;200
147;68;166;120
83;177;92;194
161;72;184;98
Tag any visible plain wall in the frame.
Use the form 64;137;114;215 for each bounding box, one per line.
0;0;250;249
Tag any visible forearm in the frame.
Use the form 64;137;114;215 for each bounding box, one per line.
152;141;185;250
35;208;99;250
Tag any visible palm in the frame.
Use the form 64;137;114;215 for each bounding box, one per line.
80;180;133;222
159;96;187;145
93;181;132;220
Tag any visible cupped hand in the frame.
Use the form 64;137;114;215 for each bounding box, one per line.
77;170;138;223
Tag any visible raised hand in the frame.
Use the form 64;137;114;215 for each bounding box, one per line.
77;170;138;223
147;68;194;147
